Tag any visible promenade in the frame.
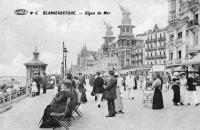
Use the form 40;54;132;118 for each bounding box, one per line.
1;81;200;130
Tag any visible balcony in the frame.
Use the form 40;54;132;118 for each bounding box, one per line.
174;59;182;65
168;40;174;46
158;37;166;42
152;38;157;42
146;39;150;43
175;38;183;44
187;20;200;31
188;44;200;54
189;0;199;13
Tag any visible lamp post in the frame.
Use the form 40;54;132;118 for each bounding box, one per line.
63;47;68;78
61;62;64;78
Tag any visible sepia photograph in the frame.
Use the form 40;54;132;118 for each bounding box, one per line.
0;0;200;130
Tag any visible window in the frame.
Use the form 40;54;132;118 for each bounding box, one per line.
122;28;125;32
126;50;130;55
127;40;129;46
178;32;182;39
186;30;189;36
178;50;181;59
126;27;129;32
170;34;174;41
170;52;173;60
195;14;198;21
106;39;108;43
126;58;130;66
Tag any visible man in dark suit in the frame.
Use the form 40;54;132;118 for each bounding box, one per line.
104;71;117;117
42;73;47;94
33;72;42;96
93;72;104;108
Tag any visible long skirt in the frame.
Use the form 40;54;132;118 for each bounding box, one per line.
172;86;180;103
78;84;87;103
152;88;164;109
115;87;123;112
39;105;60;128
81;91;87;103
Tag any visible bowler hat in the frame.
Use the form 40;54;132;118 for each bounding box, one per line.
109;70;114;76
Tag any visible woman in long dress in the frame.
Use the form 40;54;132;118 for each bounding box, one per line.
39;79;78;128
114;73;124;114
152;74;164;109
31;80;37;97
179;72;187;105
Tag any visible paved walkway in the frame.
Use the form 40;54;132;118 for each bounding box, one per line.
1;82;200;130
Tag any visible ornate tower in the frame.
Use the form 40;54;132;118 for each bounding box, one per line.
102;21;115;56
118;5;135;68
118;5;135;37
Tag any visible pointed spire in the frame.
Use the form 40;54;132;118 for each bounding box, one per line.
34;46;39;54
33;46;39;60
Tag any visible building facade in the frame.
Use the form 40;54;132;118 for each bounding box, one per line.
166;0;200;71
145;25;167;65
117;5;135;68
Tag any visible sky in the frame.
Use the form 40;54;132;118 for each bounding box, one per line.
0;0;168;76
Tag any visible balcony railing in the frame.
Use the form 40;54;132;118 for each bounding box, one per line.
166;59;183;66
0;87;28;109
158;37;166;41
187;19;199;31
175;38;183;44
168;40;174;46
174;59;182;64
188;44;200;54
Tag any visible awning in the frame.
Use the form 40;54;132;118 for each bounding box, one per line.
184;53;200;65
172;66;185;72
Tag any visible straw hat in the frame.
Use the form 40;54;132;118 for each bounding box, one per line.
179;72;185;76
114;72;119;76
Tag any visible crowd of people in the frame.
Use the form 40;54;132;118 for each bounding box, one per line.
38;69;200;128
88;70;200;116
39;72;89;128
171;72;200;106
31;72;48;97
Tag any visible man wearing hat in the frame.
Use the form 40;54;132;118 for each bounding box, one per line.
104;70;117;117
33;71;42;96
93;72;104;108
187;73;200;106
42;72;47;94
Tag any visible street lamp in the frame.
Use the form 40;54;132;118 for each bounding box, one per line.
63;47;68;78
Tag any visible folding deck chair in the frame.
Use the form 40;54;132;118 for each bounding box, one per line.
71;103;83;120
51;98;71;130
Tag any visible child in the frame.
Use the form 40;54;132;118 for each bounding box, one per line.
31;81;37;97
172;78;180;106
